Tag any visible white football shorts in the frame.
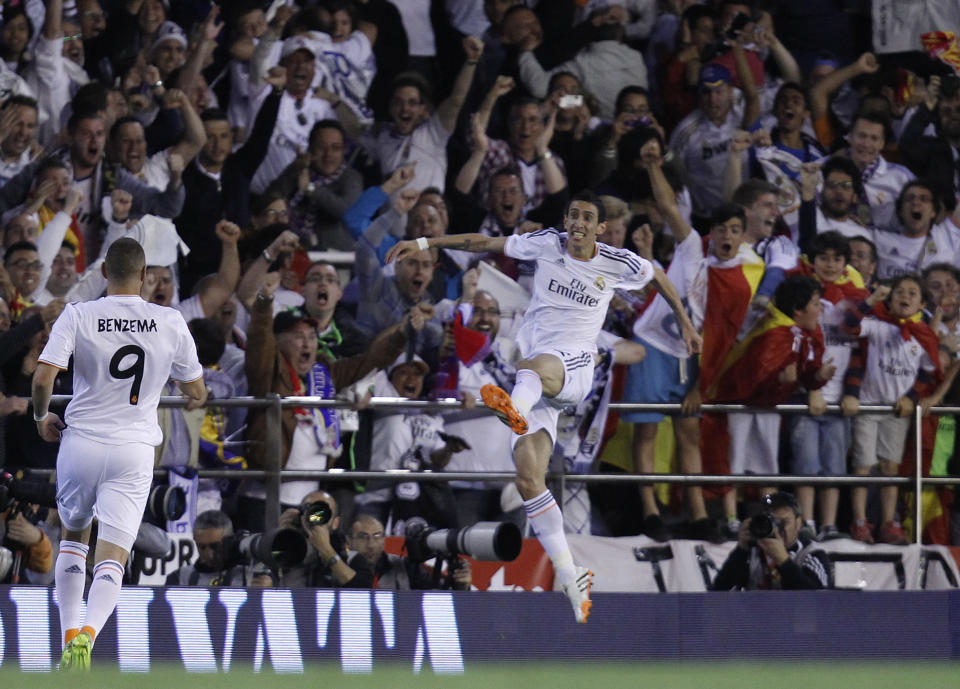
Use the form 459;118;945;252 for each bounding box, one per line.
55;429;154;552
511;348;596;449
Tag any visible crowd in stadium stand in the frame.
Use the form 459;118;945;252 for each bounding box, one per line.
3;0;960;588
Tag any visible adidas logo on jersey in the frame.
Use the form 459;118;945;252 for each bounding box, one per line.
64;564;83;574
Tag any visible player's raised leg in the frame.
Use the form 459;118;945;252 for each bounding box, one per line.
481;354;565;435
514;429;592;623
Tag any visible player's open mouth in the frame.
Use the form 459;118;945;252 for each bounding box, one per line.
315;291;329;305
721;242;732;253
571;230;585;239
911;211;923;221
402;383;418;395
474;322;491;332
411;278;424;291
299;352;312;365
501;203;514;213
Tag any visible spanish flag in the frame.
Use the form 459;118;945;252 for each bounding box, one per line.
708;303;826;405
790;257;868;305
697;247;764;483
698;249;765;396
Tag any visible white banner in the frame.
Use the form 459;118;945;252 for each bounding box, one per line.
567;535;960;592
872;0;960;54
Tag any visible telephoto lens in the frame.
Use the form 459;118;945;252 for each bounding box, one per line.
301;500;332;527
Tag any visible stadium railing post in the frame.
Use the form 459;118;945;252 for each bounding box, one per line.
265;393;283;530
914;402;923;545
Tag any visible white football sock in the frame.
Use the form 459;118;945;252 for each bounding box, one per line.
82;559;125;642
55;540;89;644
511;369;543;418
524;490;576;585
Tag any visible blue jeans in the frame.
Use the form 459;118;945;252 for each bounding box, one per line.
789;415;851;476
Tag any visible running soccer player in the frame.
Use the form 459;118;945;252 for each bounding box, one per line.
32;238;207;670
386;191;700;623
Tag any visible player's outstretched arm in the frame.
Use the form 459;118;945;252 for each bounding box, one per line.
385;234;508;264
177;377;209;411
652;266;702;355
31;362;66;442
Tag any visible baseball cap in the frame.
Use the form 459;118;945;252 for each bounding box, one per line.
699;63;733;90
281;35;317;60
273;306;318;334
150;21;188;55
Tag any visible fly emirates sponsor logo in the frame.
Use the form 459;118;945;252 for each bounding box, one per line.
547;277;599;307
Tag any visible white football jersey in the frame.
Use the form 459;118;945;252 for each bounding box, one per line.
874;219;960;281
39;294;203;446
504;229;654;356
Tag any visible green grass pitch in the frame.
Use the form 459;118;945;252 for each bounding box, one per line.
2;662;958;689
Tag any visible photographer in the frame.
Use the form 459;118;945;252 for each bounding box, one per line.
710;492;828;591
165;510;272;587
1;500;53;583
278;490;373;588
346;515;472;591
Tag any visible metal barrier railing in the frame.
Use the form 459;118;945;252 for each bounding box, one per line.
40;395;956;543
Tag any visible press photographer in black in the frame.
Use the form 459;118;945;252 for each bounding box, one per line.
0;471;57;584
165;510;273;587
710;492;828;590
278;490;373;588
347;515;472;591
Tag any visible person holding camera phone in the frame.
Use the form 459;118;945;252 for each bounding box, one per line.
278;489;373;588
710;492;828;590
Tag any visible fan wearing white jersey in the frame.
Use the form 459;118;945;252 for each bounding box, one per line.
386;191;701;624
31;238;206;670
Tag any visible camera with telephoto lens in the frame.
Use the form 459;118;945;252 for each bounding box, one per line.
144;484;187;523
1;471;58;583
221;528;307;570
299;500;332;528
404;518;522;564
749;512;786;541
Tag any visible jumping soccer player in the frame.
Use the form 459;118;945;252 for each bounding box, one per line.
386;190;700;623
32;238;207;670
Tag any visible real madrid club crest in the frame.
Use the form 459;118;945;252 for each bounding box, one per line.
594;276;606;291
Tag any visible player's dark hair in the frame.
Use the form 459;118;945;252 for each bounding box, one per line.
566;190;606;223
188;318;226;367
774;274;820;318
732;179;779;208
4;240;38;263
809;230;851;263
104;237;146;282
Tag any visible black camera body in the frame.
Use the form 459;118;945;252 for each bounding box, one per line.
221;528;307;570
749;513;785;541
299;500;332;528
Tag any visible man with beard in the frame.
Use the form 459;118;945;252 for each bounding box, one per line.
901;75;960;214
0;96;39;186
797;157;871;252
